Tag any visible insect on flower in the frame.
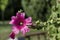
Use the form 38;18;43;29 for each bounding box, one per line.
9;10;32;39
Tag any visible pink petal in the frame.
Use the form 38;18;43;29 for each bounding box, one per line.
9;32;15;39
26;22;32;25
12;26;19;34
9;26;19;39
16;12;25;18
11;16;16;20
9;20;14;24
25;17;32;23
15;25;25;30
21;26;30;35
25;17;32;25
9;16;16;25
20;12;25;17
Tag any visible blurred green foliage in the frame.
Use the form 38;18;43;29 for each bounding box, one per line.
22;0;51;21
0;0;8;11
21;0;60;40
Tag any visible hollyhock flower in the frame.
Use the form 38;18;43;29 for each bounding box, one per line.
9;11;32;39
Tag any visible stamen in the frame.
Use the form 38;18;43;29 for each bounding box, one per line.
20;22;23;25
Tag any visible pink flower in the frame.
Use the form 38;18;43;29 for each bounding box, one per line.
9;12;32;39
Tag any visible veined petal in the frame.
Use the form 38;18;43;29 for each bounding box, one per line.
9;16;16;25
20;12;25;18
9;32;15;39
16;12;25;18
9;26;19;39
26;22;32;25
21;26;30;35
9;20;15;24
25;17;32;23
25;17;32;25
12;26;19;34
15;25;25;30
11;16;16;20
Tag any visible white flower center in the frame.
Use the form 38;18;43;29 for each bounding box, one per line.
20;22;23;25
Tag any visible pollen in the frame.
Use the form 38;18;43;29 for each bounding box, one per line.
20;22;23;25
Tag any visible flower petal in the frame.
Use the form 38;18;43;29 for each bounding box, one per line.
26;22;32;25
25;17;32;25
21;26;30;35
9;26;19;39
12;26;19;34
9;20;14;24
11;16;16;20
9;32;15;39
25;17;32;23
16;12;25;18
9;16;16;25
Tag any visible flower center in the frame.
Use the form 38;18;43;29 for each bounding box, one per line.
20;22;23;25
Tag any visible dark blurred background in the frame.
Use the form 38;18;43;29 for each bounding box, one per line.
0;0;53;21
0;0;23;20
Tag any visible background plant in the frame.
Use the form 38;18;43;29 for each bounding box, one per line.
22;0;60;40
